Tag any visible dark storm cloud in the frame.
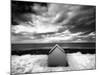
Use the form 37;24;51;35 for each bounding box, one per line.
66;6;96;35
11;1;48;25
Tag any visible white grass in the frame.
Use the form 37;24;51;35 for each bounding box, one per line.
11;52;95;74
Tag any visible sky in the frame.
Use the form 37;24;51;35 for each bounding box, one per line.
11;1;96;43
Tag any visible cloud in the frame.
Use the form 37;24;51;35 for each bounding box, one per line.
12;18;63;34
41;32;83;43
11;1;96;43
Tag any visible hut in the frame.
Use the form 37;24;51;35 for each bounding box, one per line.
48;44;68;67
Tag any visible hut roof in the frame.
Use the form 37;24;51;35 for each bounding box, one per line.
49;44;65;54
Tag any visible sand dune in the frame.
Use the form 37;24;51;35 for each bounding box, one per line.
11;52;95;74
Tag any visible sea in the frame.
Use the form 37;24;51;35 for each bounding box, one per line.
11;43;96;55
